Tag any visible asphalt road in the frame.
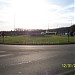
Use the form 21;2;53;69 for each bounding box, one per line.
0;45;75;75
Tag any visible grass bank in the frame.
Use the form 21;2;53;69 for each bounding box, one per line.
0;35;75;45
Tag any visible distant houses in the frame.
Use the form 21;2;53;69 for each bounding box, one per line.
0;24;75;37
41;30;56;36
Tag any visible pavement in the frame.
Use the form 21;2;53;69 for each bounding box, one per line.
0;44;75;75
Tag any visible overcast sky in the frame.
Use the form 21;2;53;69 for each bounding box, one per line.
0;0;74;31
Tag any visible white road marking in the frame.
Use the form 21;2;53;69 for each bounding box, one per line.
58;69;75;75
18;72;22;74
0;54;13;57
10;53;59;66
0;51;6;53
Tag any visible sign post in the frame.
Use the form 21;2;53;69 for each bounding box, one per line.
68;30;69;43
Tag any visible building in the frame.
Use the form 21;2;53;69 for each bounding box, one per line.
41;30;57;36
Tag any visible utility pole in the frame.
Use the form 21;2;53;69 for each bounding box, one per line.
14;13;15;31
48;23;49;30
14;13;16;36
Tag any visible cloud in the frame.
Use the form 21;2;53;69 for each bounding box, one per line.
55;4;74;13
0;0;10;10
48;2;74;25
0;20;5;23
0;0;74;30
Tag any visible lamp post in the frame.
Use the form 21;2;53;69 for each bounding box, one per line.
14;13;15;31
13;13;16;36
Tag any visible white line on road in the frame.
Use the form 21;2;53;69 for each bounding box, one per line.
10;53;59;66
0;54;13;57
58;69;75;75
0;51;6;53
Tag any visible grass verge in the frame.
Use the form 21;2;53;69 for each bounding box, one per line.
0;35;75;45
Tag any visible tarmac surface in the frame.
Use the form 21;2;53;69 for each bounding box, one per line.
0;44;75;75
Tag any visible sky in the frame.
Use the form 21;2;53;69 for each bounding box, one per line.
0;0;75;31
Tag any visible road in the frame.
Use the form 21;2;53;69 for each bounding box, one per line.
0;45;75;75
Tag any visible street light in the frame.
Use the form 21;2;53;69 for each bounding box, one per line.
14;13;15;31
